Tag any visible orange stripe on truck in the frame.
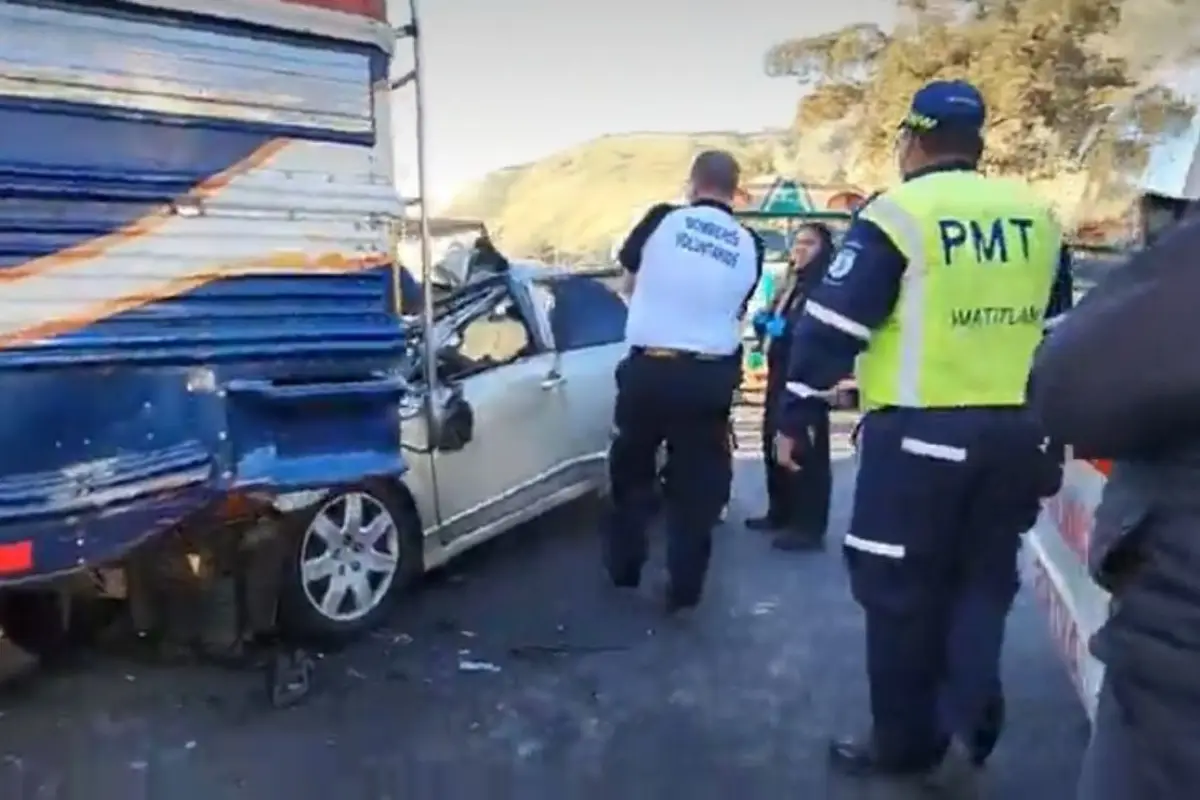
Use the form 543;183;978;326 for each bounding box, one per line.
0;139;288;284
0;251;391;349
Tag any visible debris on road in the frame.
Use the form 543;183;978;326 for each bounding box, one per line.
370;630;413;646
266;649;315;708
508;642;631;660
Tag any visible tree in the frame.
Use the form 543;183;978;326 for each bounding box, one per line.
739;141;780;178
763;0;1194;182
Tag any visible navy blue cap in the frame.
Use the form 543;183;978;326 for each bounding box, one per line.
901;80;986;132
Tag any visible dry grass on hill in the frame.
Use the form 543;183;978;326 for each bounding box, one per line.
442;132;787;260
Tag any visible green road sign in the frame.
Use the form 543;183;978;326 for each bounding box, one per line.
758;178;814;214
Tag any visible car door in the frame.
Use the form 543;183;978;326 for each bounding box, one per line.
540;274;627;484
430;286;570;543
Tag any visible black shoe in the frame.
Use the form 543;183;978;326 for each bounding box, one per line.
663;595;699;616
970;693;1005;766
771;530;825;551
744;515;782;531
610;576;639;589
923;739;982;798
830;735;979;797
657;580;700;615
828;736;928;778
605;565;641;589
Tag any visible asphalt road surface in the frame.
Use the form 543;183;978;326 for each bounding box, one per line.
0;423;1088;799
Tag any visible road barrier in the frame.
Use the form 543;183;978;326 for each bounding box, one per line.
1024;455;1111;721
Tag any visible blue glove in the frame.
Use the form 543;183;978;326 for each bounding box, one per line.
751;309;772;335
764;314;786;338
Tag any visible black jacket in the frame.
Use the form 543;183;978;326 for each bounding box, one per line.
1031;218;1200;459
758;255;830;396
1030;218;1200;797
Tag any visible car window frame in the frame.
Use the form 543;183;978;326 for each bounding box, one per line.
534;274;628;353
523;280;558;349
438;285;541;381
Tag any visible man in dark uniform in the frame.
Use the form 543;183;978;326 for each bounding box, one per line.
773;81;1073;794
603;151;764;613
1031;175;1200;800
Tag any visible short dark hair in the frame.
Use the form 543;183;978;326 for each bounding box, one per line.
690;150;741;196
913;126;984;164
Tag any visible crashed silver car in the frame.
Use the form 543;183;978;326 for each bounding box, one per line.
286;260;627;640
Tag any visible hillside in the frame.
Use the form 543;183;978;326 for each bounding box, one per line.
441;131;791;261
439;127;1133;262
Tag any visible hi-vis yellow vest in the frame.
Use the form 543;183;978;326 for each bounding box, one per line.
855;170;1060;410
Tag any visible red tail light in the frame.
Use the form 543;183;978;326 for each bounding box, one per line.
0;541;32;574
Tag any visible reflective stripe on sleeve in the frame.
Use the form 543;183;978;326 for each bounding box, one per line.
860;195;928;406
785;381;824;398
805;301;872;341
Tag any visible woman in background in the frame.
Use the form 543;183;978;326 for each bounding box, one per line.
746;223;835;551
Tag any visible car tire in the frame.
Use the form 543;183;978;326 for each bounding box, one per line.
277;481;421;645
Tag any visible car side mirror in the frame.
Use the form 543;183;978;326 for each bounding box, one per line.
430;385;474;452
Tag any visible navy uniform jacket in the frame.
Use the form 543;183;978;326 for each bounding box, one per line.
777;164;1074;439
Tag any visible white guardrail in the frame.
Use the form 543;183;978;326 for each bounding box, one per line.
1024;456;1112;722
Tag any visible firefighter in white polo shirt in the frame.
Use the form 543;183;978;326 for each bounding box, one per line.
602;151;764;614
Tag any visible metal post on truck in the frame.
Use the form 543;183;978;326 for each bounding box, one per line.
392;0;437;404
390;1;443;522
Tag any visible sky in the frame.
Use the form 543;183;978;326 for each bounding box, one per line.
387;0;896;205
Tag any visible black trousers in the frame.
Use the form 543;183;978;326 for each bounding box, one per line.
604;350;739;604
761;382;832;535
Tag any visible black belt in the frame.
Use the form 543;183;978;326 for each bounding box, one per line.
631;346;734;362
